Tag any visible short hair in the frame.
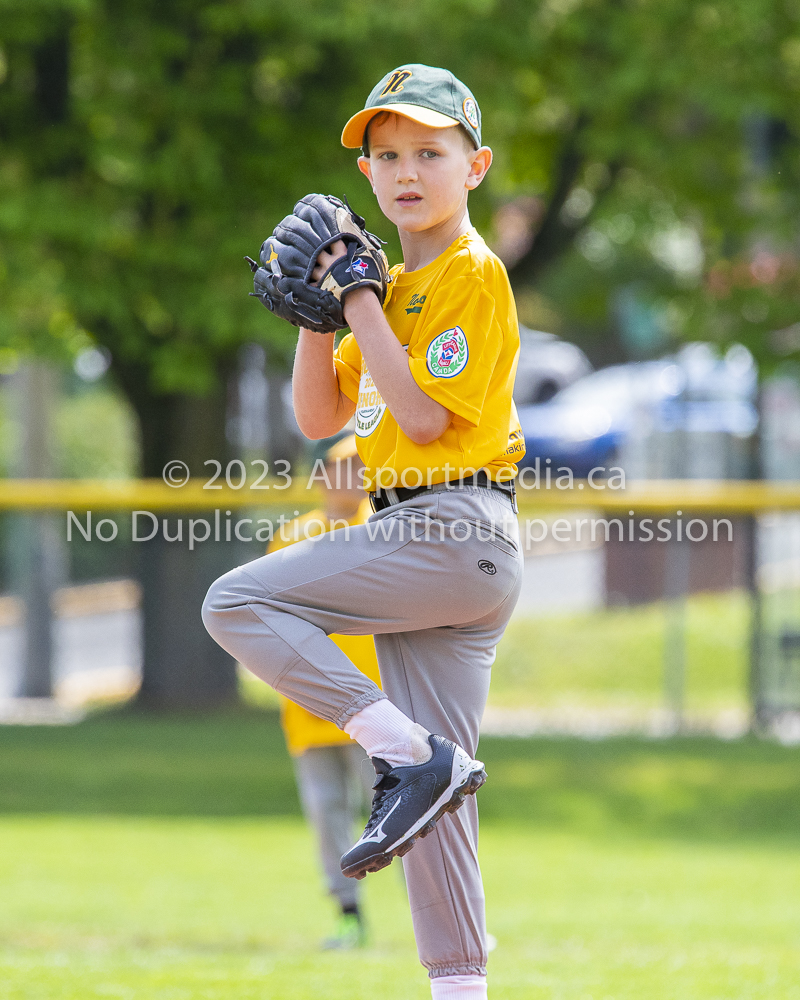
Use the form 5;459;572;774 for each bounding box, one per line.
361;111;475;157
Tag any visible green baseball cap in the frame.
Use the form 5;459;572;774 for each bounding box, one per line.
341;64;481;151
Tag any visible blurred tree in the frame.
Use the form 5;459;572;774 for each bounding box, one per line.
2;0;800;704
486;0;800;368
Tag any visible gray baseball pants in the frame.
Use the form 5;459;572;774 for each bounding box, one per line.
293;742;373;910
202;484;523;979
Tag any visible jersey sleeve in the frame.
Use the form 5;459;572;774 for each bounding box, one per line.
333;333;362;403
407;268;501;427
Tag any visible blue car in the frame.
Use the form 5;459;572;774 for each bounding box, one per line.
517;344;758;479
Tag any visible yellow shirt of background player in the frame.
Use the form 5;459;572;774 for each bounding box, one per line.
267;501;382;757
334;229;525;493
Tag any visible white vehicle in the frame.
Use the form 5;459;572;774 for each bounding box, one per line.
513;327;592;406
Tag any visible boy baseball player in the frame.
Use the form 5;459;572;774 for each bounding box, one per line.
203;64;524;999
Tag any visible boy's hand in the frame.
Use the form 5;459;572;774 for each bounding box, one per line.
311;240;348;284
246;194;389;334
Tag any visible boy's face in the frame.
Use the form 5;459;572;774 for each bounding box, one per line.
357;114;491;235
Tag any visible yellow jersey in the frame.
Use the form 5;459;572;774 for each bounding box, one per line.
334;229;525;493
267;501;382;757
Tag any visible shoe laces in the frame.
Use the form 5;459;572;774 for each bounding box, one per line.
364;760;401;833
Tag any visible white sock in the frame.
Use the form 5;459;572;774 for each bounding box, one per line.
430;975;488;999
344;700;432;767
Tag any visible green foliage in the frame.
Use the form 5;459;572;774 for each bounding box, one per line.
55;382;140;477
491;0;800;365
0;375;138;477
2;0;800;394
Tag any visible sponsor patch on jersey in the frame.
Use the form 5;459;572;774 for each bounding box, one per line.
463;98;479;130
355;364;387;437
426;326;469;379
503;427;525;457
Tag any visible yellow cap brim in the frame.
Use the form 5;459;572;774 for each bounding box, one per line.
341;104;461;149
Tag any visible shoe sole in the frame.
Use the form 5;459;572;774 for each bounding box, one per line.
343;762;487;880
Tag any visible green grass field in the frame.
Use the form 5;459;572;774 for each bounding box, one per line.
2;709;800;999
491;591;751;713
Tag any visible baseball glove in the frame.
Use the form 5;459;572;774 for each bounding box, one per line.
246;194;390;334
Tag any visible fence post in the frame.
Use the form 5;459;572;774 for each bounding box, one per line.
743;516;764;729
9;361;63;699
745;385;765;731
663;529;690;731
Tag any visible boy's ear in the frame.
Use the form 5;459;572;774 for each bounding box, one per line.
357;156;375;192
466;146;493;191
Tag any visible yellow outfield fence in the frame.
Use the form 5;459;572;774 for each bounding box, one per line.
4;475;800;729
0;478;799;513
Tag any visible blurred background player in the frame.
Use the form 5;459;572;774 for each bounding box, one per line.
267;432;380;950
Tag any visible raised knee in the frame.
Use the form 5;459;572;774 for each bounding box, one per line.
201;576;224;639
201;570;247;640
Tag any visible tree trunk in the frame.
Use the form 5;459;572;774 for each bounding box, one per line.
120;374;241;710
507;116;620;288
136;522;238;709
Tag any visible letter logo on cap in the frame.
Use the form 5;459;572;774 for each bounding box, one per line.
380;69;413;97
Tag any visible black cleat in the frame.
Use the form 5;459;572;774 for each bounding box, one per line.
340;734;487;880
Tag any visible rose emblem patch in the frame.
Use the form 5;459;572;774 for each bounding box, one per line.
426;327;469;379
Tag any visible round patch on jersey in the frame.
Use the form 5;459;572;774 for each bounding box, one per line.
463;98;479;130
426;326;469;379
355;366;387;437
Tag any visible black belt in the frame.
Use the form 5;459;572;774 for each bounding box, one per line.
370;471;517;512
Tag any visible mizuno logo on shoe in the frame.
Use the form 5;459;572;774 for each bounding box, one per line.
358;795;402;844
